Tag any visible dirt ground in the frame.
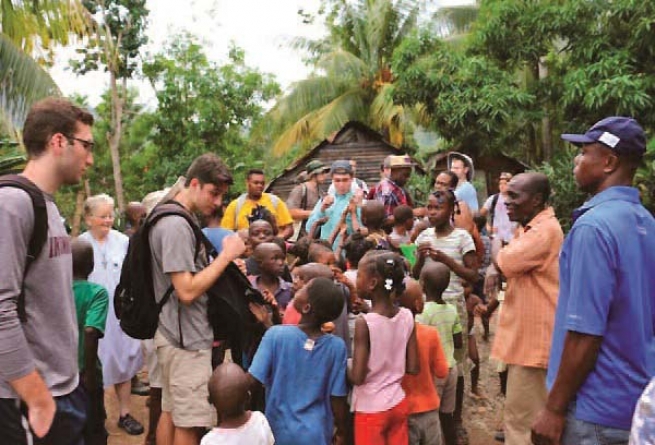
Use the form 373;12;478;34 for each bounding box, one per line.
106;313;504;445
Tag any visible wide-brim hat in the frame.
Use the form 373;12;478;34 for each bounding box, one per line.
388;155;415;169
447;152;475;182
142;176;186;215
305;159;329;176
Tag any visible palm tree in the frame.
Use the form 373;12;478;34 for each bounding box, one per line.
0;1;87;136
266;0;420;156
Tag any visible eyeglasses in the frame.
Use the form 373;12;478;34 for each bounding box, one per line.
92;214;115;220
67;136;95;152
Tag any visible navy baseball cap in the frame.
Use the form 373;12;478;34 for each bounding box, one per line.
331;160;353;175
561;117;646;157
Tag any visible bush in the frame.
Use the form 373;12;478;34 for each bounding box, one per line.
535;148;587;232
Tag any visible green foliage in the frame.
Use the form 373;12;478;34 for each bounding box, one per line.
534;148;586;233
141;34;280;197
72;0;148;77
392;31;536;154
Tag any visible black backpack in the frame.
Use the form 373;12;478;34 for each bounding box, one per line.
0;174;48;323
114;201;266;350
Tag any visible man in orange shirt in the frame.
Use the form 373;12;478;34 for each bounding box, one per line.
480;173;563;445
401;279;449;445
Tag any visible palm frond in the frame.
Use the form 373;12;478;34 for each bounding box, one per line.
317;49;369;80
271;88;368;156
1;0;89;61
0;34;61;135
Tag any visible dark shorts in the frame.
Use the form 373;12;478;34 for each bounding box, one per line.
0;384;87;445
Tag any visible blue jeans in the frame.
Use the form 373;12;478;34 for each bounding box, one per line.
562;403;630;445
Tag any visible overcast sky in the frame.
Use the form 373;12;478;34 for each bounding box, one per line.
48;0;473;108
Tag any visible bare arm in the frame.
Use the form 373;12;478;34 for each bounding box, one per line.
82;327;101;392
170;235;245;305
331;396;348;445
432;250;479;284
289;208;312;220
348;316;370;385
278;224;294;240
405;322;419;375
453;332;463;350
531;332;602;444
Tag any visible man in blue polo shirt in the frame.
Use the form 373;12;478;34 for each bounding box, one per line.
531;117;655;445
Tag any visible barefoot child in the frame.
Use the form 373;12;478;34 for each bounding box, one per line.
350;251;419;444
417;262;463;445
248;278;349;445
72;238;110;445
202;362;274;445
400;279;449;445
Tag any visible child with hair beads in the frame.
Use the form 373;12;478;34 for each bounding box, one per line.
201;362;274;445
400;278;449;445
418;262;463;445
350;251;419;444
72;238;110;445
248;277;349;445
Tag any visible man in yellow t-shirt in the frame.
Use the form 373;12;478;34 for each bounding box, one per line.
221;168;294;238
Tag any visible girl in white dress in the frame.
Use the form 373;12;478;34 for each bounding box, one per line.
79;194;144;435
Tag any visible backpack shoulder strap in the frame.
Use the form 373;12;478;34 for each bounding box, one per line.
269;193;279;209
148;201;205;260
0;174;48;323
234;194;248;228
300;183;308;210
489;193;500;228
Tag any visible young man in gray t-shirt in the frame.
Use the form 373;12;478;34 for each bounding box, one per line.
150;153;245;444
0;98;94;443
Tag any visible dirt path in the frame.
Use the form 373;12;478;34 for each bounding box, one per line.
107;313;504;445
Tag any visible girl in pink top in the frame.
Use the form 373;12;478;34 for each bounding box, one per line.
349;251;419;444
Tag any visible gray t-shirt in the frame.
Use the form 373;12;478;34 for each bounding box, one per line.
149;215;212;350
286;182;321;213
0;187;79;398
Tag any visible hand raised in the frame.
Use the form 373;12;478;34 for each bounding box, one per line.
221;235;246;261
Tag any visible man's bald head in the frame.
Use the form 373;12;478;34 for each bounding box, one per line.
208;363;250;418
510;172;551;207
420;262;451;299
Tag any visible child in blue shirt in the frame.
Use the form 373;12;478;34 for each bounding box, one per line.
248;277;348;445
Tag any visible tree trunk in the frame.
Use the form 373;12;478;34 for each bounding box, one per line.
108;69;126;214
539;57;553;161
71;184;87;237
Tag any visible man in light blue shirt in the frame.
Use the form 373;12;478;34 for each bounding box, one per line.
448;152;479;212
306;160;362;250
532;117;655;445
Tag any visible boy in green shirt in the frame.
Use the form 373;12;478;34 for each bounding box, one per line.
417;262;463;445
72;238;109;445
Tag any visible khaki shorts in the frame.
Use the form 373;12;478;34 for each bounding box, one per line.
435;366;458;414
154;330;215;428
